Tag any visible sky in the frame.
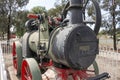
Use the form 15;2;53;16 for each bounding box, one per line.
25;0;56;10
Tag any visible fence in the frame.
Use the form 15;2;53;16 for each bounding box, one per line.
0;39;15;80
97;46;120;80
0;40;12;55
0;41;7;80
0;39;120;80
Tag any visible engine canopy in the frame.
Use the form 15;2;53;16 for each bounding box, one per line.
49;24;98;69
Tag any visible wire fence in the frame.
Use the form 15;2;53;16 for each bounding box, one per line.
0;41;7;80
97;46;120;80
1;42;12;55
0;39;120;80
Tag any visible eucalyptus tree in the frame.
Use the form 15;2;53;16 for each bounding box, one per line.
48;0;68;16
14;10;29;37
100;0;120;50
0;0;29;39
30;6;46;14
14;6;47;37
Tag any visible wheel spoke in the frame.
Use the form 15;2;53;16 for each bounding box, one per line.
25;67;29;77
24;64;32;80
24;75;28;79
78;71;88;79
13;56;18;71
27;66;31;76
22;63;31;80
24;75;32;80
86;69;95;72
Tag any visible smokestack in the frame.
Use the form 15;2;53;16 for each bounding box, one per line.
69;0;83;24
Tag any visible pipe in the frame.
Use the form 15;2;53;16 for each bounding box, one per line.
69;0;83;24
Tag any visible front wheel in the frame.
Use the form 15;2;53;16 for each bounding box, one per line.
12;41;22;75
21;58;42;80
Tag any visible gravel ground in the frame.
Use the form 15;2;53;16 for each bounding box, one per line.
3;54;13;80
3;53;120;80
96;56;120;80
2;42;120;80
2;36;120;80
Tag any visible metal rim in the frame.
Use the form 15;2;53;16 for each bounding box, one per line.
21;58;42;80
92;60;99;75
16;41;23;75
86;60;99;76
12;41;23;75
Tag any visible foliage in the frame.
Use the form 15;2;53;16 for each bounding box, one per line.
14;6;47;37
0;15;8;32
99;0;120;49
0;0;29;38
48;0;67;17
48;5;64;16
30;6;47;14
116;28;120;38
99;28;120;39
14;10;29;37
100;0;120;28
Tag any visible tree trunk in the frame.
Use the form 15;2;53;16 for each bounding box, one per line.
7;5;12;42
112;0;117;50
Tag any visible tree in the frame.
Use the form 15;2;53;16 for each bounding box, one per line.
0;0;29;39
14;6;47;37
48;5;63;16
100;0;120;50
48;0;68;16
14;10;29;37
0;16;8;39
30;6;46;14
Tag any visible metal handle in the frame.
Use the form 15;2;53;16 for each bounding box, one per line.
27;14;38;19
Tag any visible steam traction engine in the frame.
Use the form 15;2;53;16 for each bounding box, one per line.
12;0;109;80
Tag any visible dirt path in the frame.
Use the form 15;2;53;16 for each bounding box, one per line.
3;53;120;80
3;54;13;80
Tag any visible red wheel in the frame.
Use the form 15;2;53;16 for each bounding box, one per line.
21;58;42;80
12;41;22;75
22;60;32;80
12;42;17;74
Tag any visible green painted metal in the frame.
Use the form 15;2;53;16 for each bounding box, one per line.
29;21;49;53
93;60;99;75
15;41;22;75
28;31;39;53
